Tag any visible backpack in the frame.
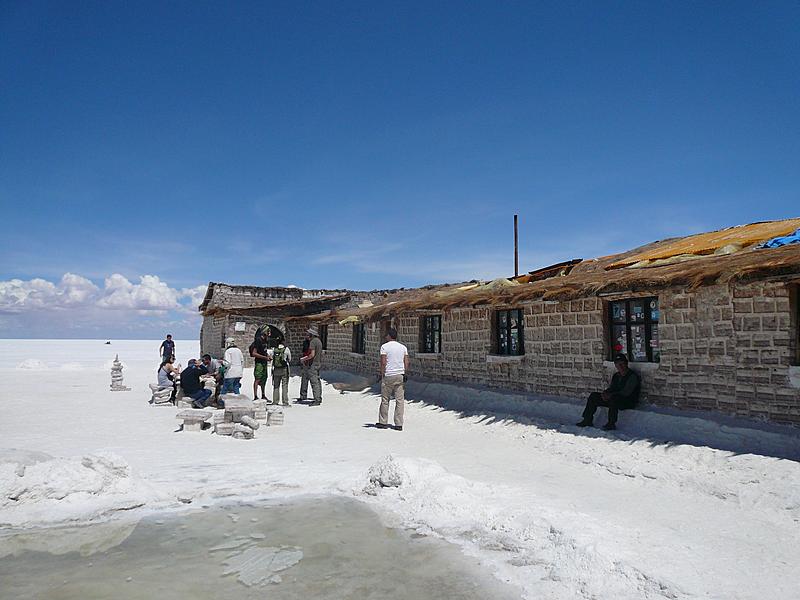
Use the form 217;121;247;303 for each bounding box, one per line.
272;346;287;369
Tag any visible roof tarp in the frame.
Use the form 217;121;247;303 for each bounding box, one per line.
607;219;800;270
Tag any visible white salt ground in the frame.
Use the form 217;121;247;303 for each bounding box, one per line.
1;339;799;599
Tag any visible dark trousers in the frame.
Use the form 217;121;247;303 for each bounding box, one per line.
582;392;636;425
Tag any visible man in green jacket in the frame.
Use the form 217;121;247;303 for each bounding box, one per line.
576;353;641;431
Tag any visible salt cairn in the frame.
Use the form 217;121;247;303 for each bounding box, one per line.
109;355;130;391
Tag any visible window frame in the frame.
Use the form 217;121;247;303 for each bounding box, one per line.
319;324;328;350
608;296;660;363
494;308;525;356
419;314;442;353
352;323;366;354
791;285;800;366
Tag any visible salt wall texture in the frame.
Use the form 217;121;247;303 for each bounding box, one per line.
314;282;800;426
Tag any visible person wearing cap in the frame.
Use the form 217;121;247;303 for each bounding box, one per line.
297;333;312;401
268;342;292;406
576;353;641;430
221;338;244;395
299;327;323;405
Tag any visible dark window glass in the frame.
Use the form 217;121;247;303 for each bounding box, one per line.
319;325;328;350
352;323;366;354
420;315;442;353
608;297;659;362
495;309;524;356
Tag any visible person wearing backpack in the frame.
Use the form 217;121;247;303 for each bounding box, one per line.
268;343;292;406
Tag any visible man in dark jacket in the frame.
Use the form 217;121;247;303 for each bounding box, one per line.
576;353;641;431
181;359;211;408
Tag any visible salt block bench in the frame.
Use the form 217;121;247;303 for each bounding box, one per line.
223;398;256;423
148;383;173;405
176;408;212;432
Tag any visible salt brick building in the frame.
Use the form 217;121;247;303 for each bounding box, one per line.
199;219;800;426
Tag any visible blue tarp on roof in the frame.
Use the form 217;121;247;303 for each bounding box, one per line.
757;228;800;249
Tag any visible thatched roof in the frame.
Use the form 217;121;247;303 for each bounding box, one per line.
302;220;800;324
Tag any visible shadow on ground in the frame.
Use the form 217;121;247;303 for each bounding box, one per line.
320;370;800;462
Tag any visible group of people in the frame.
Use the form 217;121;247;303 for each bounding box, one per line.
249;326;328;406
154;329;642;432
156;334;246;409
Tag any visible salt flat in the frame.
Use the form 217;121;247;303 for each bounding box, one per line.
1;339;799;599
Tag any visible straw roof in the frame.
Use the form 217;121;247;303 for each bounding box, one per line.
608;219;800;269
303;220;800;325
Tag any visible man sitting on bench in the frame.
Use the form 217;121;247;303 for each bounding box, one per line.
181;359;211;408
576;353;641;431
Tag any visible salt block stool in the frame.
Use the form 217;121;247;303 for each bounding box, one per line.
224;397;256;423
176;408;212;432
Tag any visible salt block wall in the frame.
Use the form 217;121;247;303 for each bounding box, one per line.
317;282;800;426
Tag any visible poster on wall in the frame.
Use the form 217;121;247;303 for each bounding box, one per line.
649;299;660;321
612;325;628;355
234;322;246;332
631;300;645;322
612;302;626;322
630;325;646;361
650;324;660;361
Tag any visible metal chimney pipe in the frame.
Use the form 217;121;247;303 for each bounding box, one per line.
514;214;519;277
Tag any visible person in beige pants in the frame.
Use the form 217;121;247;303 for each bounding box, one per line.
377;327;409;431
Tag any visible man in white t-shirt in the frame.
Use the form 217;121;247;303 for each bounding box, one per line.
377;327;409;431
221;338;244;395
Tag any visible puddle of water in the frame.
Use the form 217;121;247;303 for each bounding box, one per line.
0;496;521;599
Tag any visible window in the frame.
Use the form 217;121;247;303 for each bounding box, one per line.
609;297;660;362
420;315;442;353
495;309;524;355
319;324;328;350
792;285;800;366
352;323;366;354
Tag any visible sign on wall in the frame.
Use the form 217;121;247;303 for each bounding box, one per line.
234;322;246;332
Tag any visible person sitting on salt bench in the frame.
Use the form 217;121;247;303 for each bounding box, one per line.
155;356;180;403
180;359;211;408
576;353;641;431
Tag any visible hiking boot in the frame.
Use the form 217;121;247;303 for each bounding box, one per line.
602;422;616;431
375;423;389;429
575;420;592;427
310;400;322;406
392;425;403;431
282;402;290;407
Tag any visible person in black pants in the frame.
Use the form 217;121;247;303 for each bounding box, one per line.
576;353;641;431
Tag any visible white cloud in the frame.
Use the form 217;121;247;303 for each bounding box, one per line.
0;273;100;312
179;284;209;312
0;273;207;338
0;273;211;316
96;274;181;311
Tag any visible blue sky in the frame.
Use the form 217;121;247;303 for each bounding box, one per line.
1;1;798;338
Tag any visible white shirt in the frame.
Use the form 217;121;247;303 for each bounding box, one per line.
223;346;244;378
380;340;408;376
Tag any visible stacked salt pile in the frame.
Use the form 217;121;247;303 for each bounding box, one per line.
149;383;172;405
267;407;284;426
216;397;259;439
109;355;130;391
253;399;268;421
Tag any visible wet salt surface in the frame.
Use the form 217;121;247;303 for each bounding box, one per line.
0;496;522;599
